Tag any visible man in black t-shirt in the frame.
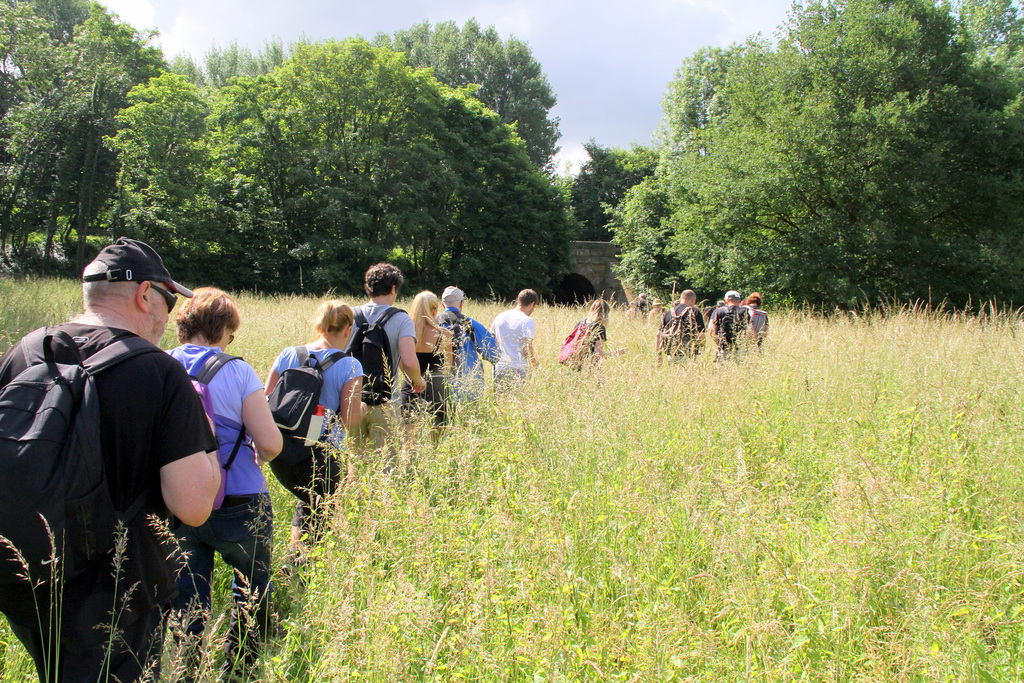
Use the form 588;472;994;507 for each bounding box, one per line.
0;238;220;683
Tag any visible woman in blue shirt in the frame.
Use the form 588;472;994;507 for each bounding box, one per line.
265;299;364;565
167;287;282;680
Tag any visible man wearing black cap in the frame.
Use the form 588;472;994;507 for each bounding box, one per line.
0;238;221;682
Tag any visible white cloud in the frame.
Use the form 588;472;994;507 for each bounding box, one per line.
553;142;591;177
95;0;794;157
99;0;156;29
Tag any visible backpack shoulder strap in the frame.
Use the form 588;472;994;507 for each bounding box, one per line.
19;327;49;366
194;352;243;385
118;492;150;527
465;317;478;344
295;345;311;367
223;429;247;472
20;327;84;366
436;310;458;327
312;350;347;375
375;306;401;328
83;335;162;375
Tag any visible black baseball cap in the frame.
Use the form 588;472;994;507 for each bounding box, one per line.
82;237;194;297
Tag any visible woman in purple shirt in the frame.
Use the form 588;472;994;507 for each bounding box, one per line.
167;287;282;680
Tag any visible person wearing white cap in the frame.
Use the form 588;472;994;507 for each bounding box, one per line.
708;289;753;361
436;286;501;401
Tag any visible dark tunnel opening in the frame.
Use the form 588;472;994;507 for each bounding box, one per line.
551;273;597;305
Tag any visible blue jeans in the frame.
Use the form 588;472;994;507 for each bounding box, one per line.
171;492;273;678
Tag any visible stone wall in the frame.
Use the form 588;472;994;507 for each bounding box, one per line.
567;241;628;304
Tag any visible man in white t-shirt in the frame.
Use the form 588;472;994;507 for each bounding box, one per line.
490;288;539;392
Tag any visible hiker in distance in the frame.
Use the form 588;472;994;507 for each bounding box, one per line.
657;289;707;365
344;263;426;469
628;293;650;318
647;298;666;324
435;286;500;402
0;237;220;683
559;299;627;372
744;292;769;349
490;288;540;393
167;287;282;681
708;290;754;362
400;290;453;440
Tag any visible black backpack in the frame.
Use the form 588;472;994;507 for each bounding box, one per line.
436;309;478;370
349;306;401;406
0;328;160;585
267;347;345;466
715;304;751;347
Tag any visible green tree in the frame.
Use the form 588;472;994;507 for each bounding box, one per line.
955;0;1023;56
376;19;561;171
569;140;657;241
616;0;1024;308
168;39;287;89
210;39;569;295
0;1;163;269
106;72;218;281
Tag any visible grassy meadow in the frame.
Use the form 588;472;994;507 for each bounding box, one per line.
1;277;1024;681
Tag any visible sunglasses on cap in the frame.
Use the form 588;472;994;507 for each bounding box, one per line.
148;282;177;311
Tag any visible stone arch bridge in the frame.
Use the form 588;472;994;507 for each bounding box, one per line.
551;241;631;305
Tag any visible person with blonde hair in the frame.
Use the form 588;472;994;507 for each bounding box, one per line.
265;299;364;565
167;287;283;679
401;291;453;429
561;298;626;371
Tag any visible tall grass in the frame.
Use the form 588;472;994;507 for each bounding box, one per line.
1;278;1023;681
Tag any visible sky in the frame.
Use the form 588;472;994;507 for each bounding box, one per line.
97;0;795;173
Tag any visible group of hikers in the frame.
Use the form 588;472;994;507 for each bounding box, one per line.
650;288;769;363
0;236;770;683
560;288;769;370
0;238;553;682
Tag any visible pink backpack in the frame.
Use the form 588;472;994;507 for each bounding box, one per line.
558;321;593;367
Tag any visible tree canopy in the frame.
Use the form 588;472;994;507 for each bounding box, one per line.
113;39;570;296
375;19;561;171
0;0;163;270
1;4;571;298
566;140;657;241
613;0;1024;308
